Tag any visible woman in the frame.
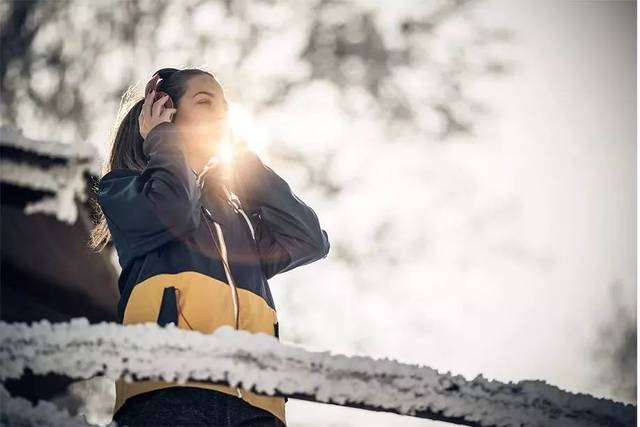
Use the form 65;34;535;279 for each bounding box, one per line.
89;67;330;426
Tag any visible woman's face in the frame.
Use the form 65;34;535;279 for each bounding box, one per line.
174;74;228;160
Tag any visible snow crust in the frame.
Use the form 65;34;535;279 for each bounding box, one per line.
0;158;89;224
0;125;94;160
0;382;114;427
0;124;97;224
0;318;635;427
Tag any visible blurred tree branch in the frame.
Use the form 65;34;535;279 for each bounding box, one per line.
1;0;516;271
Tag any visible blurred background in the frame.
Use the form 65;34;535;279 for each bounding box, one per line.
0;0;635;426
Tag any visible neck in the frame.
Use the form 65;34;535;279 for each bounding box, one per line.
186;144;221;176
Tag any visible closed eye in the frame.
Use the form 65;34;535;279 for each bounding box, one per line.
198;99;211;105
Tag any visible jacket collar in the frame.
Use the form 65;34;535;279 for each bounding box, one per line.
192;164;235;230
193;155;223;187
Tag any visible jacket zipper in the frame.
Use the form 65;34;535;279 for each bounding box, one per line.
221;186;279;330
222;185;258;246
202;206;240;329
201;206;244;399
198;172;279;396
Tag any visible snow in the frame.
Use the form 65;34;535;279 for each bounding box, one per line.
0;125;96;225
0;318;634;427
0;158;89;225
0;125;94;160
0;382;114;427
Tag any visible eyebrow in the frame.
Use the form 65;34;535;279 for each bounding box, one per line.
193;91;216;98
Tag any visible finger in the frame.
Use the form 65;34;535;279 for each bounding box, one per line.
144;74;160;97
161;108;177;122
142;90;155;120
152;94;169;117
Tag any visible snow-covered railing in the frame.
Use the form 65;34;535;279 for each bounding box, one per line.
0;318;635;427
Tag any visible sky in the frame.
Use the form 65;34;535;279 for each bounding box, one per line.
272;1;636;425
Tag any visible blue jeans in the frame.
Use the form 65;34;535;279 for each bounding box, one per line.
112;387;285;427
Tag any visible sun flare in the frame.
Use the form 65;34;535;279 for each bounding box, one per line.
226;102;267;157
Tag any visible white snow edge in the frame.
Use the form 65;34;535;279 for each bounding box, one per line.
0;318;635;427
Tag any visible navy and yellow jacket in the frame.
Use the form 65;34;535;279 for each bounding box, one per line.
97;121;330;425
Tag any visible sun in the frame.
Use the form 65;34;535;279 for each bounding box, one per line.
224;102;268;158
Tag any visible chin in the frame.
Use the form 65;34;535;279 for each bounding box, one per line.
196;140;221;156
187;129;219;144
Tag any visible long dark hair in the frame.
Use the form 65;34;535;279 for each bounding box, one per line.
88;67;221;253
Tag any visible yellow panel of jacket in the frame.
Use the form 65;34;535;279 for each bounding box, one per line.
97;122;331;426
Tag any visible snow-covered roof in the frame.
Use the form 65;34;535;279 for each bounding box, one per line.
0;125;100;224
0;125;95;160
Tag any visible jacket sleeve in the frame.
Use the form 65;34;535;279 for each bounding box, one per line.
231;149;330;280
97;122;202;261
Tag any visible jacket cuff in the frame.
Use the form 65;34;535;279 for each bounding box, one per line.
143;122;181;158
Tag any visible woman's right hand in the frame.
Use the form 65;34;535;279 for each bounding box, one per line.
138;90;177;140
